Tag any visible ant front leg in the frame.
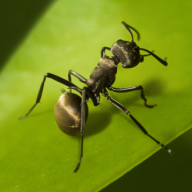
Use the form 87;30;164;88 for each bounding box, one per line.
102;90;173;154
101;47;111;57
18;73;78;119
107;86;156;108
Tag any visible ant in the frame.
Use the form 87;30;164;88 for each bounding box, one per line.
19;21;173;173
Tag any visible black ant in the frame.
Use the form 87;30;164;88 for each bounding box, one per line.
19;21;172;173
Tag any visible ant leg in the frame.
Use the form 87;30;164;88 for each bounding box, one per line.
107;86;156;108
102;91;173;154
101;47;111;57
74;87;86;172
73;87;97;172
68;86;99;106
68;70;87;92
68;70;87;84
18;73;79;119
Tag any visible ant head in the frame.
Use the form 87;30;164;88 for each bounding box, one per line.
111;40;140;68
111;22;168;68
111;22;141;68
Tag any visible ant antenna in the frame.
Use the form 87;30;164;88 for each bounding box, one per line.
122;21;140;42
139;48;168;66
141;50;155;57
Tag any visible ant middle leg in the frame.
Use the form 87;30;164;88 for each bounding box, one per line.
68;70;87;84
107;86;156;108
68;70;87;92
102;90;173;154
18;73;79;119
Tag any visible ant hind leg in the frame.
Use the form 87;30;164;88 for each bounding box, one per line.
18;73;79;119
102;90;173;154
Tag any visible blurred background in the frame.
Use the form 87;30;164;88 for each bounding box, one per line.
102;129;192;192
0;0;53;71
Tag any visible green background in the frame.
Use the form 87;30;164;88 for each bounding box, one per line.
0;0;192;192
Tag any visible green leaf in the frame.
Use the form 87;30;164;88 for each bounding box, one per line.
1;0;192;192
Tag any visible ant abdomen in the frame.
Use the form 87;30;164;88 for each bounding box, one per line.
54;92;89;136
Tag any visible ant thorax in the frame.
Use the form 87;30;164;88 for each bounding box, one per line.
87;55;117;94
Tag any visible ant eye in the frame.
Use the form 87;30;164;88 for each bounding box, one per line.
134;46;139;50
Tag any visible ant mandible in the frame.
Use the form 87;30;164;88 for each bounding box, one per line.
19;21;173;173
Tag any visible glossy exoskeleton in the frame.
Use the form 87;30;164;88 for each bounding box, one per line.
19;21;172;173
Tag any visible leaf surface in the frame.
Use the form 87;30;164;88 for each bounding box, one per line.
0;0;192;192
